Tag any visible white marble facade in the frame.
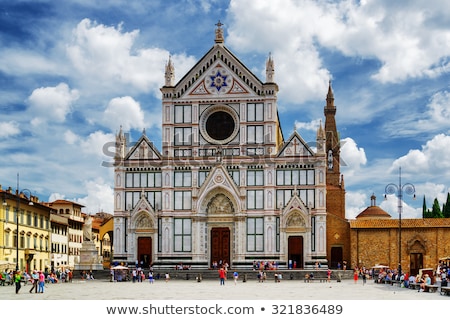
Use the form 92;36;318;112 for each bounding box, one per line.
113;23;329;269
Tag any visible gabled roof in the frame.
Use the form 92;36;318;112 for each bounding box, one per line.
125;133;162;161
277;130;315;157
198;164;241;198
172;44;265;99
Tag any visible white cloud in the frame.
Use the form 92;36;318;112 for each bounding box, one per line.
227;0;330;104
74;179;114;214
228;0;450;89
79;130;116;157
380;194;422;219
0;48;61;76
393;134;450;175
0;121;20;138
103;96;146;132
27;83;79;124
66;19;197;97
64;130;79;145
48;179;114;215
340;137;367;174
418;90;450;129
345;190;368;219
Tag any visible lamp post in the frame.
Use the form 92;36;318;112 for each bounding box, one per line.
15;173;34;271
384;167;415;276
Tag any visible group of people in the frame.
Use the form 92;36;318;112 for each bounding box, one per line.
27;270;46;294
212;260;229;270
253;260;278;271
7;269;46;294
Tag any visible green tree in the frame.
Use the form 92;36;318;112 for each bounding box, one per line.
443;192;450;218
422;196;427;218
432;198;443;218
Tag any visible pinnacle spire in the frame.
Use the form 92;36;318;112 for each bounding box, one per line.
164;55;175;87
266;52;275;83
326;80;334;107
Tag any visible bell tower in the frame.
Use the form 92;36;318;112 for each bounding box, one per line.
324;81;345;219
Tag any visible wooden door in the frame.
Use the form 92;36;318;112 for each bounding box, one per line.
330;246;343;269
410;253;423;277
137;237;152;268
288;236;303;269
211;228;230;266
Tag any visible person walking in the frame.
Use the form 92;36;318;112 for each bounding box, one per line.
233;271;239;285
148;271;154;284
219;267;226;285
29;270;38;293
38;271;45;293
353;269;359;284
14;270;22;294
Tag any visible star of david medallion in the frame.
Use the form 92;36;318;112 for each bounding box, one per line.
210;71;227;91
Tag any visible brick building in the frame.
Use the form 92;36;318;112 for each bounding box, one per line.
350;194;450;275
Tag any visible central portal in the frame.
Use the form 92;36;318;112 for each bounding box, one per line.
210;227;230;266
137;237;152;268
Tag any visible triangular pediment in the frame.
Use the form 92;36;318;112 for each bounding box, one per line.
277;131;315;157
125;134;162;161
175;45;264;99
131;192;156;216
197;165;240;203
284;191;308;212
281;191;310;228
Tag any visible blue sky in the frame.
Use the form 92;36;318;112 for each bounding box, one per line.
1;0;450;219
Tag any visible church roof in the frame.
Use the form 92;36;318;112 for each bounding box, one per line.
350;217;450;229
355;193;390;219
355;206;391;219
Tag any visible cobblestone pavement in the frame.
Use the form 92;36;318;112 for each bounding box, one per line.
1;278;449;300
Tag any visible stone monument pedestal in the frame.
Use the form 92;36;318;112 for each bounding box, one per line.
74;241;103;271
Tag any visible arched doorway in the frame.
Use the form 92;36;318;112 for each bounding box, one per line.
210;228;230;267
137;237;152;268
205;192;234;267
288;236;303;269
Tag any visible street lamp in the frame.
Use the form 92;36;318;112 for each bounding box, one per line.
384;167;415;276
15;173;34;271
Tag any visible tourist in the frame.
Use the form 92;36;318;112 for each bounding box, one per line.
38;271;45;293
29;270;38;293
218;267;226;285
148;271;154;284
14;270;22;294
233;270;238;285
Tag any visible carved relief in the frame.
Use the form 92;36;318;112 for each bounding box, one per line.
287;212;305;227
136;214;152;229
207;193;234;214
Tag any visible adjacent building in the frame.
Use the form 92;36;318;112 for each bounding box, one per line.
350;194;450;275
1;186;52;272
47;199;85;267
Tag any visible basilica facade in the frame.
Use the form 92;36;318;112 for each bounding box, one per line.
112;23;346;269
